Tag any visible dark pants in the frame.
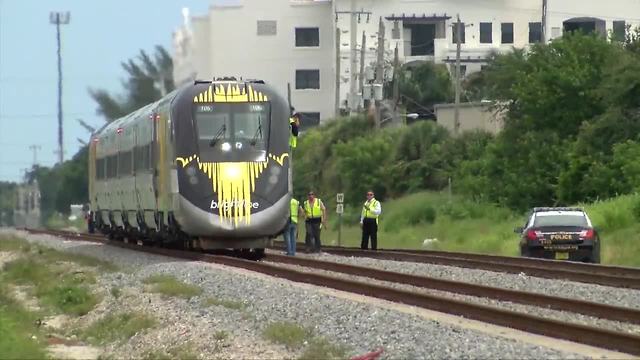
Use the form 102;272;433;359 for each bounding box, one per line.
305;220;322;253
361;218;378;250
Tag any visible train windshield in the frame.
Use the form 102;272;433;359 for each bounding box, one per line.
194;103;270;162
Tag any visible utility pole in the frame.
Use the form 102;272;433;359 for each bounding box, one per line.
358;31;366;112
349;0;358;115
335;3;371;116
50;11;70;165
541;0;548;43
335;27;341;118
375;17;385;128
28;145;41;166
392;43;400;111
453;14;462;136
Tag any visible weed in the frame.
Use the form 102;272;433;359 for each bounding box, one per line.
143;343;199;360
213;330;229;341
38;246;119;272
82;312;156;345
0;236;31;252
203;297;245;310
110;286;122;299
0;285;48;359
298;338;349;360
4;257;99;316
263;321;312;349
143;275;202;299
39;284;98;316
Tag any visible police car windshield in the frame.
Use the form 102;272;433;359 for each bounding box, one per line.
533;212;589;227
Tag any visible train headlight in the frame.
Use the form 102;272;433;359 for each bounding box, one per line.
221;142;231;152
224;164;241;180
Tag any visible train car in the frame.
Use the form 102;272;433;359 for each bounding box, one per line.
89;78;292;256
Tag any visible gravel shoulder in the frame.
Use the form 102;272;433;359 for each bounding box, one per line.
1;228;633;359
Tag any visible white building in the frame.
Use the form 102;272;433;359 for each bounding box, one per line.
172;0;640;128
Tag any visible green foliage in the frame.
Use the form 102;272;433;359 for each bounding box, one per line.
3;256;99;316
82;312;156;345
395;62;453;114
143;274;202;299
262;321;312;349
40;284;98;316
298;338;349;360
0;286;48;359
0;182;17;226
89;45;175;122
203;297;246;311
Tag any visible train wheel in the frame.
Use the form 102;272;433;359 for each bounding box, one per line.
253;248;265;260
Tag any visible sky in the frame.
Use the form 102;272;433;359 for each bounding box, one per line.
0;0;223;182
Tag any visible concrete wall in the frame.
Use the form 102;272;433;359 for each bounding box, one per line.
434;102;504;135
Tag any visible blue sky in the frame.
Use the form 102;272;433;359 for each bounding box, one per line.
0;0;220;182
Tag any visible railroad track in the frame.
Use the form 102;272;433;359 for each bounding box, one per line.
270;242;640;290
17;229;640;356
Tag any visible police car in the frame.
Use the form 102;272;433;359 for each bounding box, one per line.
515;207;601;263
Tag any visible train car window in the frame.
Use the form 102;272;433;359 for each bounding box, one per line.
121;151;133;176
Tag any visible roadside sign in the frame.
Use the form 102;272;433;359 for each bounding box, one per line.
336;204;344;214
337;193;344;203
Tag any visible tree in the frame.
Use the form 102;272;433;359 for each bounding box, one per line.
395;62;453;116
89;45;175;122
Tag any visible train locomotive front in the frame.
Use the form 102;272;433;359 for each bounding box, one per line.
89;79;291;253
172;80;291;250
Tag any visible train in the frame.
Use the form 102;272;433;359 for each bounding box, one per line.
88;78;293;257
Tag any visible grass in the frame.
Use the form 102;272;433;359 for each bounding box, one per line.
82;312;156;345
213;330;229;341
262;321;313;349
3;257;99;316
262;321;349;358
0;235;32;253
316;191;640;267
110;286;122;299
0;286;48;359
298;338;349;360
143;275;202;299
143;343;199;360
203;297;246;310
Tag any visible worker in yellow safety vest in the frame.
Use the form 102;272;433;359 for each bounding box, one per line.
301;190;327;253
360;190;382;250
289;113;300;149
283;197;302;256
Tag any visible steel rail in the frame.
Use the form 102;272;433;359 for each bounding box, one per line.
266;253;640;325
309;247;640;289
19;229;640;355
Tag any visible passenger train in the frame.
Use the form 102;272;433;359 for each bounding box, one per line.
88;79;292;256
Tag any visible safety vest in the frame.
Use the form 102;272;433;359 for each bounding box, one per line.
290;198;299;224
303;199;323;218
289;118;298;148
361;199;380;221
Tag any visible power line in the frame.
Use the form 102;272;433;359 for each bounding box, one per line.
0;112;93;119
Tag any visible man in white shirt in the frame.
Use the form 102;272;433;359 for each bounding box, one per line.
360;190;382;250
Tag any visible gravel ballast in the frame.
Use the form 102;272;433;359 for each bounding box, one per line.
1;229;613;359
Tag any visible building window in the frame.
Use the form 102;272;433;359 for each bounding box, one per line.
529;22;542;43
405;23;436;55
298;112;320;130
613;21;626;42
501;23;514;44
257;20;277;36
295;28;319;47
480;22;492;44
452;22;465;44
295;70;320;89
